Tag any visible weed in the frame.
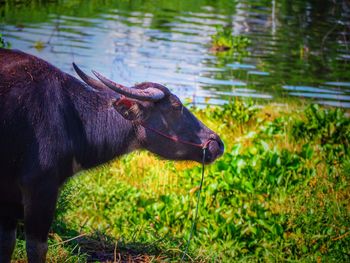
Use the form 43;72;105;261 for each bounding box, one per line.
207;98;259;133
292;104;350;163
211;25;251;61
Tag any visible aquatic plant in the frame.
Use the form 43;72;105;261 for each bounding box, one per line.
211;26;251;62
207;98;258;133
292;104;350;164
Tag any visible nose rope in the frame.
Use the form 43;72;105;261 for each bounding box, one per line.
138;121;212;150
136;121;208;260
181;147;206;261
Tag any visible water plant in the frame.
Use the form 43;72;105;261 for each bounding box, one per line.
292;104;350;163
211;25;251;61
206;98;259;133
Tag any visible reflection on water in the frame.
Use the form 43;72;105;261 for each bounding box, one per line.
1;0;350;107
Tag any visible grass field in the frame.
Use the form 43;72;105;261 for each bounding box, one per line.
13;99;350;262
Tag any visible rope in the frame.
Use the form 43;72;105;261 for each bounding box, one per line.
181;147;206;262
139;121;206;148
133;118;212;261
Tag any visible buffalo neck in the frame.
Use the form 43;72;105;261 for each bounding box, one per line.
63;76;138;170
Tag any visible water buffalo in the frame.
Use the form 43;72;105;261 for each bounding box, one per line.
0;48;224;263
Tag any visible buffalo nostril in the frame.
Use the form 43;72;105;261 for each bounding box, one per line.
209;134;223;146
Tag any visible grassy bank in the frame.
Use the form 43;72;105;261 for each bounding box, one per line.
13;100;350;262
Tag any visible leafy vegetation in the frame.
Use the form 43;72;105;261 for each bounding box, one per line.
206;98;259;132
12;100;350;262
211;26;251;61
292;104;350;163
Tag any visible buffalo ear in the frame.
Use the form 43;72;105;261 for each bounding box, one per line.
113;96;142;121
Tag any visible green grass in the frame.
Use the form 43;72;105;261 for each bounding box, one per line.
13;100;350;262
210;25;251;62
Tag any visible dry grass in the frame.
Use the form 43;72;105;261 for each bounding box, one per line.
110;151;190;195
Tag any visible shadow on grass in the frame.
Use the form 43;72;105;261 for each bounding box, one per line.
51;221;182;262
15;221;182;262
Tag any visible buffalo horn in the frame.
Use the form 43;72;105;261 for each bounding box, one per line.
72;63;109;92
92;70;165;102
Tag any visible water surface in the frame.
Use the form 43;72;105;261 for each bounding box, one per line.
1;0;349;107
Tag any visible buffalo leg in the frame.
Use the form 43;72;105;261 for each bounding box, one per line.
0;216;17;263
22;181;59;263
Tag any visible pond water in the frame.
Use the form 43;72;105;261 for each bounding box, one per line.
1;0;350;107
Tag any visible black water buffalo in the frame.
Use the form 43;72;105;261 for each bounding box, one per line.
0;48;224;263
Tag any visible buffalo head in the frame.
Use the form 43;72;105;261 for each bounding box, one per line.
73;63;224;164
